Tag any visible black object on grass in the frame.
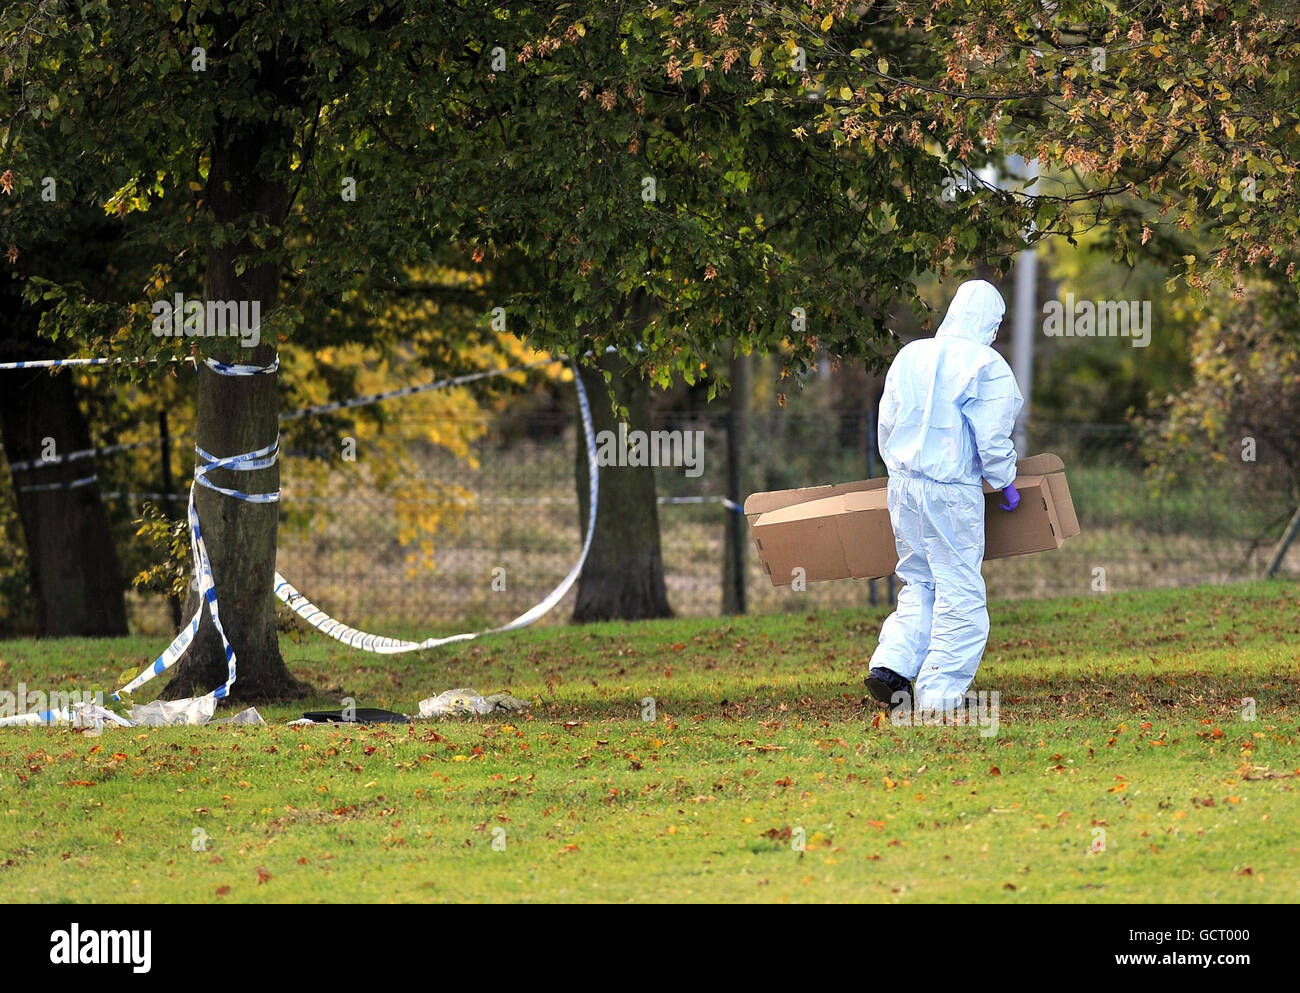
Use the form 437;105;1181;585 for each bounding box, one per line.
301;708;409;724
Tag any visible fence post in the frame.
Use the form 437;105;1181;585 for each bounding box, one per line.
867;398;896;607
1265;504;1300;578
723;349;749;615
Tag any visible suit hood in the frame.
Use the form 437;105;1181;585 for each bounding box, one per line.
935;279;1005;346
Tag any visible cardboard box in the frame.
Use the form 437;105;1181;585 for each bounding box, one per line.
745;453;1079;587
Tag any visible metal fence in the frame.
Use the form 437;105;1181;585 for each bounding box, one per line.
266;407;1299;633
5;399;1297;638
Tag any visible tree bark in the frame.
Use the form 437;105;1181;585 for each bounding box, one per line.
572;350;673;622
0;370;130;636
0;289;129;637
161;115;307;703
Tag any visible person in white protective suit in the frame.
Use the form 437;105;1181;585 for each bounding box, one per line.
865;279;1024;714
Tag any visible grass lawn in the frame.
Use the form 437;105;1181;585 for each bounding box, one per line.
1;580;1297;903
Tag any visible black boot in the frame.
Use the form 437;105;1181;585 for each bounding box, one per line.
865;667;914;713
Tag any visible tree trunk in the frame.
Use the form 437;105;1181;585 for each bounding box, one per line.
572;350;672;622
0;290;129;637
0;370;130;636
161;116;307;703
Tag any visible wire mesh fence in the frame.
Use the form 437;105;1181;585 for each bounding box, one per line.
4;397;1297;638
268;406;1299;630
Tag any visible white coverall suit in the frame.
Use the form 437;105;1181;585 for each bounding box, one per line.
870;280;1023;711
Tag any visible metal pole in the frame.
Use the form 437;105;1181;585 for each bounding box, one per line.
869;399;896;606
723;350;749;614
1010;157;1039;455
1265;504;1300;577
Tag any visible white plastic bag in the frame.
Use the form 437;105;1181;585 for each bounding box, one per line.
216;707;265;725
128;696;217;726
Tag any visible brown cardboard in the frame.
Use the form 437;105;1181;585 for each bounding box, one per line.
742;476;888;517
747;453;1079;587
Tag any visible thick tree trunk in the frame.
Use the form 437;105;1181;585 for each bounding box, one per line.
161;118;307;703
0;371;130;636
572;350;672;622
0;290;128;637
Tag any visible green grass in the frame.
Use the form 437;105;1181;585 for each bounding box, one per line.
1;580;1298;903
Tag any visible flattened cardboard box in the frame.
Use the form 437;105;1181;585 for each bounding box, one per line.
745;453;1080;587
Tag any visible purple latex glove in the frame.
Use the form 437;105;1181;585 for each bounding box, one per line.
999;483;1020;512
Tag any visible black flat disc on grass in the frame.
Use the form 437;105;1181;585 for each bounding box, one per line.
300;708;409;724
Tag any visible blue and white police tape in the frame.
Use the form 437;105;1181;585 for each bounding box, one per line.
279;356;562;422
5;355;550;476
0;704;133;728
16;474;98;494
7;436;162;474
7;348;597;698
271;359;598;654
0;354;277;375
113;359;281;702
1;352;270;483
0;357;146;370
